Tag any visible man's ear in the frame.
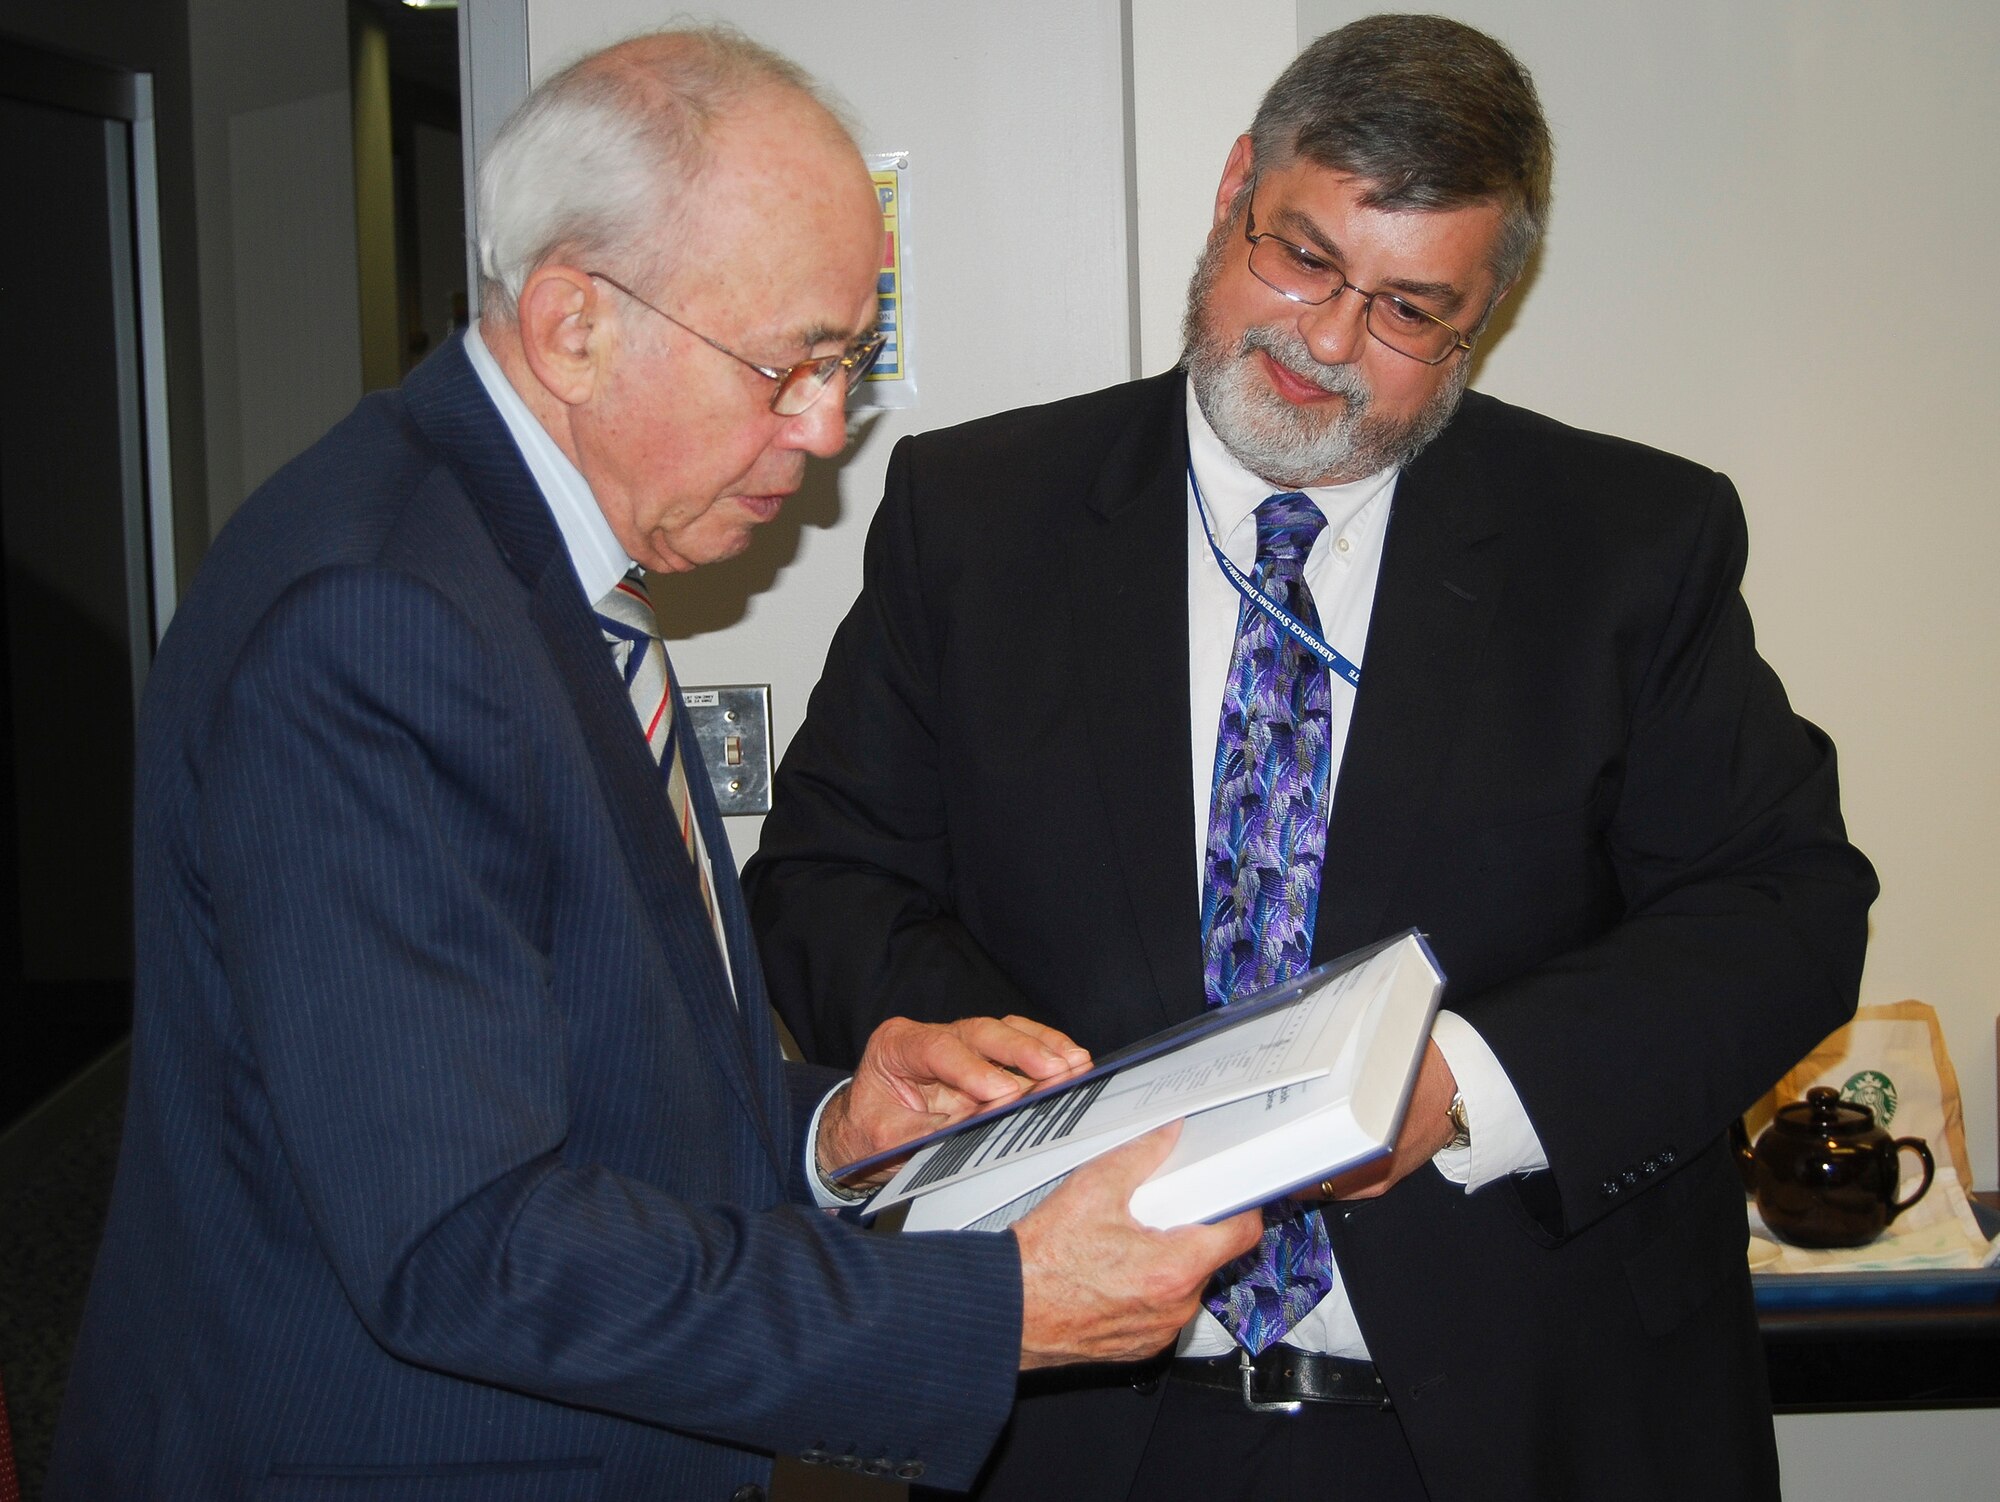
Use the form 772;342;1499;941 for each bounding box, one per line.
1213;135;1256;230
516;264;601;407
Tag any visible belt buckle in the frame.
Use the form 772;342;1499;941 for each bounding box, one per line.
1237;1349;1302;1416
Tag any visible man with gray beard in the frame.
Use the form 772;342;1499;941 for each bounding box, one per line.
747;15;1873;1502
1180;224;1471;489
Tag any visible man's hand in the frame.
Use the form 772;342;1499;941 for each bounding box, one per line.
815;1015;1090;1185
1013;1124;1263;1369
1308;1038;1459;1201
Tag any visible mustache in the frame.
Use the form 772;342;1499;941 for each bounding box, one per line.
1238;325;1369;403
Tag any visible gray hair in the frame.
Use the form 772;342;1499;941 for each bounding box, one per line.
1247;14;1553;289
475;27;839;321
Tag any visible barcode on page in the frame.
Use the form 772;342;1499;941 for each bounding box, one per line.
906;1077;1111;1191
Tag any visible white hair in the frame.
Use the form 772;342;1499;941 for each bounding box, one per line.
474;27;838;322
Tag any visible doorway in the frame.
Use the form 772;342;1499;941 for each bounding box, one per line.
0;39;171;1128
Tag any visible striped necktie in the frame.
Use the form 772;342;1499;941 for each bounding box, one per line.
593;569;722;947
1199;492;1336;1355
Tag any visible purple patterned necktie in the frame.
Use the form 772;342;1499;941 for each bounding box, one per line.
1199;491;1335;1355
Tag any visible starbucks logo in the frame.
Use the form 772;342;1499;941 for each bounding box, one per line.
1842;1070;1897;1125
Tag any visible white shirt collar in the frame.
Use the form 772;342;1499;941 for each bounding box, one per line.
1184;383;1397;557
463;323;636;605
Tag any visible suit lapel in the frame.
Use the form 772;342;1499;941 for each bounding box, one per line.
401;339;787;1179
1062;374;1207;1032
1313;396;1510;961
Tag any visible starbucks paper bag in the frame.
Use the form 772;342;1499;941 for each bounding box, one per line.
1746;1001;1972;1191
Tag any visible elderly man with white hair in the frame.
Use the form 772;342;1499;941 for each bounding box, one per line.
48;29;1256;1502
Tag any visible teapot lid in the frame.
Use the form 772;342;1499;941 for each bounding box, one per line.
1773;1085;1875;1137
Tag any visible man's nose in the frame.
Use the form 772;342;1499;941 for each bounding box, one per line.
783;386;852;458
1296;288;1369;365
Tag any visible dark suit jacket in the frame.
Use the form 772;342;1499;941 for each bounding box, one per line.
47;338;1021;1501
745;371;1877;1502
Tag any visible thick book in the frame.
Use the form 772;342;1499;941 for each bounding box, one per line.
845;931;1444;1233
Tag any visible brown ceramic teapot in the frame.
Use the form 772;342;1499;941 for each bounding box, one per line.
1735;1086;1935;1248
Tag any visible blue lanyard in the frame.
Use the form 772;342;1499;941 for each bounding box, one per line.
1190;464;1363;690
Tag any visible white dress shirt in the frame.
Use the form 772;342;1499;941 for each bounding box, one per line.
1178;386;1547;1359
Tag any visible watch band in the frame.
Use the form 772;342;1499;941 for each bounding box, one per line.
814;1081;871;1203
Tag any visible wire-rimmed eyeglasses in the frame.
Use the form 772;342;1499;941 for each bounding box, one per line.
1242;193;1474;366
587;271;886;415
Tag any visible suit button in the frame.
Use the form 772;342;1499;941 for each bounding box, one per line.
864;1457;896;1477
1660;1148;1675;1165
897;1461;927;1480
833;1453;862;1470
1131;1374;1159;1393
799;1449;829;1466
730;1487;765;1502
1601;1180;1621;1199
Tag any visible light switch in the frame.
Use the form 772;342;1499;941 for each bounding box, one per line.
679;685;772;815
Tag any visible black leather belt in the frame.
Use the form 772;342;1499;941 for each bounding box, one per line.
1173;1348;1392;1412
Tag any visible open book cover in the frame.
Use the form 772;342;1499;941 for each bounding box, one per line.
849;930;1444;1233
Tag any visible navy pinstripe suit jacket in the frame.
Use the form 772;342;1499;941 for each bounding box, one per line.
48;338;1021;1500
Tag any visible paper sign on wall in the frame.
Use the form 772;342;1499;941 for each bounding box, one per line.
857;151;916;409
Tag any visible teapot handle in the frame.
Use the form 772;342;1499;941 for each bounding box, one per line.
1886;1137;1935;1222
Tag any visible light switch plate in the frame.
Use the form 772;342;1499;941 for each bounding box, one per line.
679;684;772;815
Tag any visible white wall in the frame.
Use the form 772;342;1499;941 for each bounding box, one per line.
1129;0;1296;373
1777;1408;1995;1500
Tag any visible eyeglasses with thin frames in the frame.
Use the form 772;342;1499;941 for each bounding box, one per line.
1241;191;1474;366
586;271;887;415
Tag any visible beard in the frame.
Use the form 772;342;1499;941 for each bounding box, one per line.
1181;227;1470;489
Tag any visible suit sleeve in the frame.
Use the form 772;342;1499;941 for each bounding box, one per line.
1458;472;1875;1238
747;440;1035;1067
199;564;1020;1486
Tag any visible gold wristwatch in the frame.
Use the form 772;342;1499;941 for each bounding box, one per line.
1445;1091;1471;1151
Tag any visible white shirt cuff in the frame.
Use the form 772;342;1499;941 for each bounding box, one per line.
805;1077;864;1210
1429;1009;1549;1190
